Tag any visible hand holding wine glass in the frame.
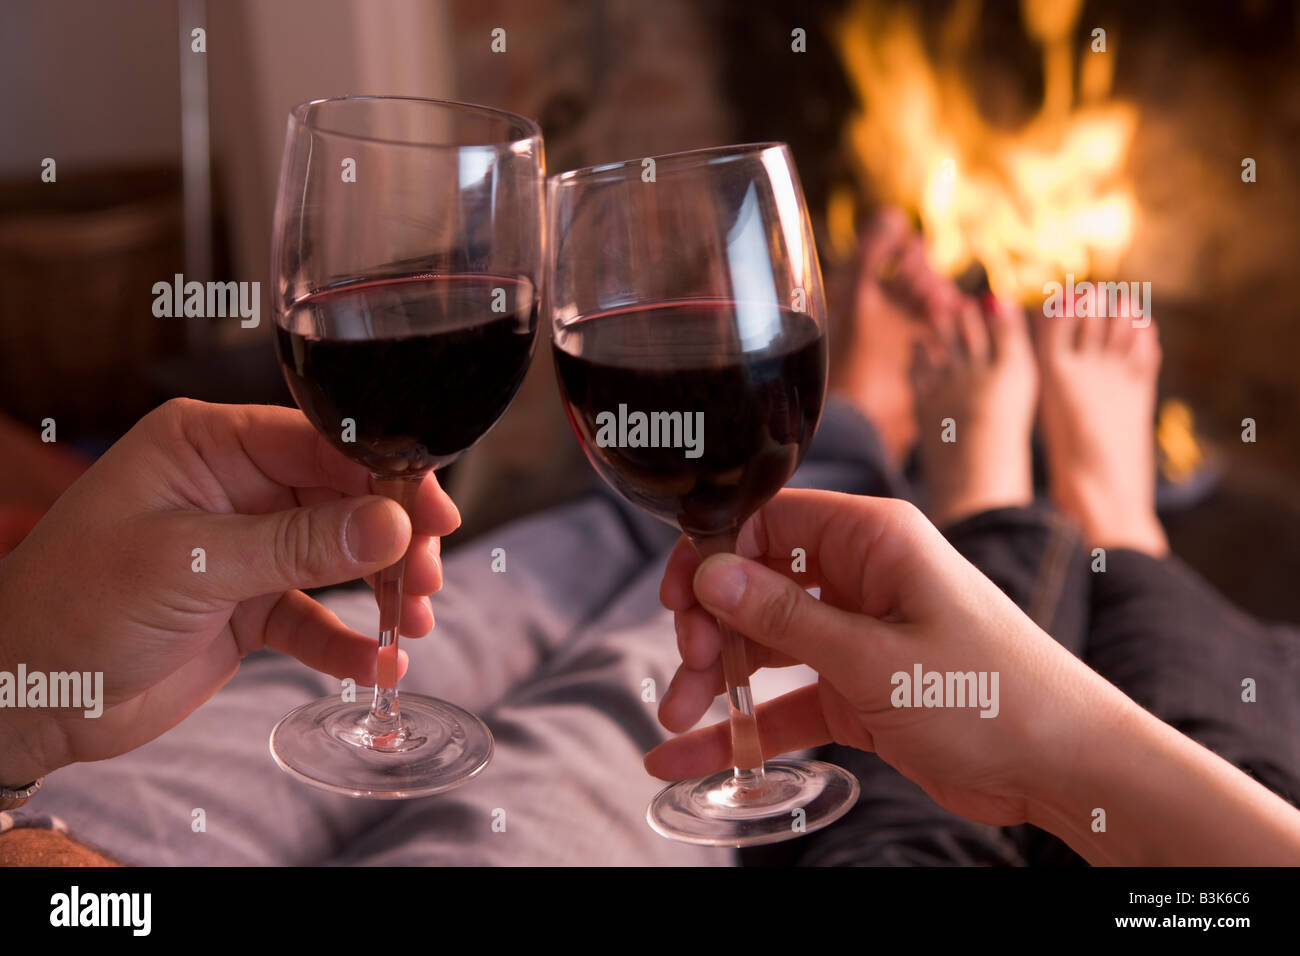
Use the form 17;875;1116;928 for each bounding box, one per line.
548;143;859;844
0;399;458;787
651;488;1048;827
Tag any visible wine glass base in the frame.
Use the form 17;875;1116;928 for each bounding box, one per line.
269;693;493;799
646;758;859;847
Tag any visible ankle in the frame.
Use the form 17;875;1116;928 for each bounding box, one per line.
1051;479;1169;557
1084;521;1169;559
923;439;1033;528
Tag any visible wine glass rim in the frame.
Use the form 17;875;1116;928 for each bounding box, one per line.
287;95;543;150
549;142;788;185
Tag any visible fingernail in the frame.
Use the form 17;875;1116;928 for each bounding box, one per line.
695;555;748;611
376;644;402;689
345;498;398;564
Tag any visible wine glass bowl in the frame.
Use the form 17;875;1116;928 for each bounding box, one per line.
548;143;860;844
268;96;544;798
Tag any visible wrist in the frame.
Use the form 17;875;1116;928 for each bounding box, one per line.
0;720;55;787
0;570;59;787
1018;668;1150;865
1024;684;1300;866
0;700;61;786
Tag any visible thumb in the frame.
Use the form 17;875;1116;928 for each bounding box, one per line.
195;496;411;602
693;553;891;688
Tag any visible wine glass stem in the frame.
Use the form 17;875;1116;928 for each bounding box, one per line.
693;533;766;786
370;559;404;733
368;475;422;741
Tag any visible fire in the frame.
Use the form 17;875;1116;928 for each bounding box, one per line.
833;0;1139;302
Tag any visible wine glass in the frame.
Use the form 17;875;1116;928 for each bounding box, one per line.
268;96;544;798
547;143;860;844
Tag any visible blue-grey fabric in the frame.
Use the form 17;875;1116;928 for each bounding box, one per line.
30;399;891;865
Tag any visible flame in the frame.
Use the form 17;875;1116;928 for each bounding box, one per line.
1157;398;1206;483
833;0;1138;302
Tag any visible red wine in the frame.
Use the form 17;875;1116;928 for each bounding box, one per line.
276;274;537;476
553;301;826;538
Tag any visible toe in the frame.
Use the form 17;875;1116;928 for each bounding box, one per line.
859;206;911;277
1129;318;1163;373
1076;311;1107;351
986;296;1030;363
1032;301;1073;362
908;338;937;397
1105;311;1135;355
957;297;990;361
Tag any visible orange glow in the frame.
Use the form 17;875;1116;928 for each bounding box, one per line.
834;0;1138;302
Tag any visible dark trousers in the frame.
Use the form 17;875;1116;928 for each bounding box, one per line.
733;401;1300;866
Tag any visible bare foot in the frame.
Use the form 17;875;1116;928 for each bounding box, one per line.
1034;307;1168;556
832;209;966;466
913;296;1037;528
832;210;919;465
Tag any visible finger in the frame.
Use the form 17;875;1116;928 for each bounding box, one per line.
662;619;804;735
662;524;817;613
676;605;801;674
405;472;461;537
673;491;955;635
657;659;724;734
399;594;434;637
660;535;703;611
646;684;834;780
347;588;433;636
173;402;374;513
181;495;412;603
733;510;820;588
676;606;722;670
293;486;345;508
365;535;442;596
261;588;409;684
733;490;943;621
164;402;462;539
692;553;888;686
